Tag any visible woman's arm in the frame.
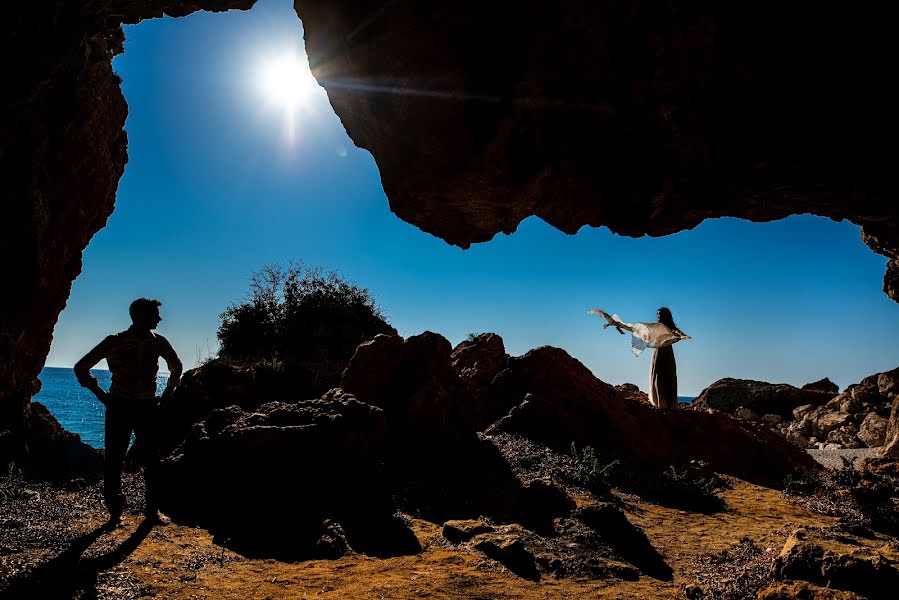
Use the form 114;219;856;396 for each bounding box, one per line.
587;309;634;334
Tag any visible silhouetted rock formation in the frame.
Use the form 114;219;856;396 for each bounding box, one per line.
703;369;898;451
341;332;531;522
298;1;899;296
7;0;899;480
802;378;840;395
483;345;816;487
692;378;835;419
615;383;651;405
157;389;420;559
18;402;102;482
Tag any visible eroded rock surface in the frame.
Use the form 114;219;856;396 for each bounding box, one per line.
692;379;835;419
699;369;899;451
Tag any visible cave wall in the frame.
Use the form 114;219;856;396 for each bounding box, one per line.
2;0;898;469
0;1;256;466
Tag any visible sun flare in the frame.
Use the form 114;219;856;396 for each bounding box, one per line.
259;51;317;108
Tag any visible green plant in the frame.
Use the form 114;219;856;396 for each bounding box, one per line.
217;261;392;364
569;443;619;491
783;469;823;496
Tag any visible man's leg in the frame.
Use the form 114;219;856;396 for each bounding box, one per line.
134;401;166;522
103;402;131;521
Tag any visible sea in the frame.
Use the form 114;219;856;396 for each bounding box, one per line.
34;367;169;449
33;366;692;450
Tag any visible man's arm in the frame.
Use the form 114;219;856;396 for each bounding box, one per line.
158;337;183;392
74;337;111;402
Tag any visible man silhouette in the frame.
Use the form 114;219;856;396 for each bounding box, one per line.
74;298;182;526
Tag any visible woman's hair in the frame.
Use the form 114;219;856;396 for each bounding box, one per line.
657;307;677;331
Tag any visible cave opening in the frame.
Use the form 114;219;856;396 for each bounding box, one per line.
4;0;899;474
44;0;899;403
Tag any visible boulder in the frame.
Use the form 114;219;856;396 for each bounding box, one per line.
692;378;834;419
802;378;840;395
473;534;539;581
442;519;494;544
18;402;102;482
813;412;853;437
158;390;420;559
573;502;672;580
773;528;899;598
486;347;818;487
858;413;889;448
881;396;899;458
451;333;508;389
450;333;511;429
341;332;527;522
825;426;863;449
615;383;650;405
859;366;899;397
734;406;759;421
341;332;474;440
762;413;783;426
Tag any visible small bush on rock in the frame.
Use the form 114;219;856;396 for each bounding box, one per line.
218;262;394;365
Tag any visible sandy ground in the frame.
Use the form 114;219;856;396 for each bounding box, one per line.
1;477;840;599
806;447;881;470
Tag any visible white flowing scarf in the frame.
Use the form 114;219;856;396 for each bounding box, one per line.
588;309;690;357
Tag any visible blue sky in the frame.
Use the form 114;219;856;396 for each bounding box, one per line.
45;0;899;395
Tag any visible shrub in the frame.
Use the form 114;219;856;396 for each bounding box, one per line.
218;262;394;365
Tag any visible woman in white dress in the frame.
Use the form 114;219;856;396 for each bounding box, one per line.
588;307;690;410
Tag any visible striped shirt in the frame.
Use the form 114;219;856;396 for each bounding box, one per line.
74;327;182;400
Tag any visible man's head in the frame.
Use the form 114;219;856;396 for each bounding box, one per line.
129;298;163;330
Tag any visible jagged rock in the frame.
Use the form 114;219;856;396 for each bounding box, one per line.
882;396;899;458
442;520;494;544
802;378;840;395
839;395;862;415
451;333;511;429
825;426;863;449
793;404;816;420
341;331;526;521
519;479;575;527
451;333;508;388
773;528;899;598
18;402;102;482
341;332;473;439
813;412;853;437
158;390;420;559
734;406;760;421
615;384;650;405
692;379;834;419
473;534;539;581
859;366;899;397
573;502;672;580
858;413;889;448
486;346;817;487
762;413;783;426
781;428;813;449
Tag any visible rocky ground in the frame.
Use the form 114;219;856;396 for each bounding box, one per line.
691;370;898;452
2;453;898;599
3;331;899;598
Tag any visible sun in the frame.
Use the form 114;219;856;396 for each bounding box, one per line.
258;51;318;109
